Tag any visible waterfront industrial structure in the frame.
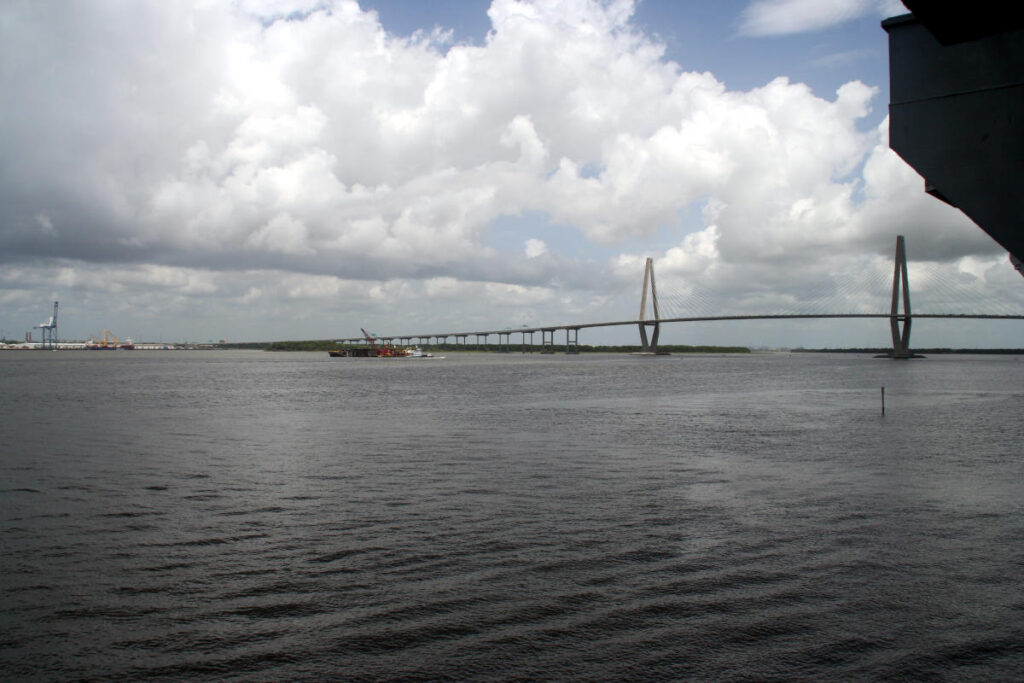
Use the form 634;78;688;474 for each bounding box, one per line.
33;301;58;350
1;300;182;350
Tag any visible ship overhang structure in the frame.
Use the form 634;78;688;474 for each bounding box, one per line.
883;1;1024;261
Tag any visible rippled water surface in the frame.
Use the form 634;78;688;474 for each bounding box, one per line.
2;350;1023;681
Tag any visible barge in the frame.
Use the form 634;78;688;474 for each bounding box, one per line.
328;346;433;358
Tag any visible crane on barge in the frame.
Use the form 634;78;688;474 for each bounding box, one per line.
361;328;401;357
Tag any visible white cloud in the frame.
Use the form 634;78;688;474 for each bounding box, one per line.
738;0;905;37
246;213;315;254
35;213;57;237
525;238;548;258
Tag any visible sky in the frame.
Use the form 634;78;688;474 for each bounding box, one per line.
2;0;1022;348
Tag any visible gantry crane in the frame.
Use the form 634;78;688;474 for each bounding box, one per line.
34;301;58;350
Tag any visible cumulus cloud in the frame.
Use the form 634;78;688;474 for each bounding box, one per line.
0;0;1018;345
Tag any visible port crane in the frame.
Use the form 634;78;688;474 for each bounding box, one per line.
34;301;59;350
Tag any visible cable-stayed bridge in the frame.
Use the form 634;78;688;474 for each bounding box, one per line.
336;236;1024;358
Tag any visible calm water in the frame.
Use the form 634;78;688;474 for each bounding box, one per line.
2;350;1023;681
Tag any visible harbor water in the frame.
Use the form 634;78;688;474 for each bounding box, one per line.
2;350;1023;680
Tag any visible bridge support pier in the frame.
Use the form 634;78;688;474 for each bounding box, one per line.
541;329;556;353
566;328;579;354
878;235;924;359
636;257;668;355
638;322;661;354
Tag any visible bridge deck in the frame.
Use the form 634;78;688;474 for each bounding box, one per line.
338;313;1024;344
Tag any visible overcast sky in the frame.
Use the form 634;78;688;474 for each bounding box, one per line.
2;0;1021;347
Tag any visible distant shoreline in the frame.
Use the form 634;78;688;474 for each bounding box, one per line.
7;341;1018;356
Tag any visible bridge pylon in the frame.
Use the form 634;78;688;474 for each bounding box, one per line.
636;258;666;355
880;235;923;359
